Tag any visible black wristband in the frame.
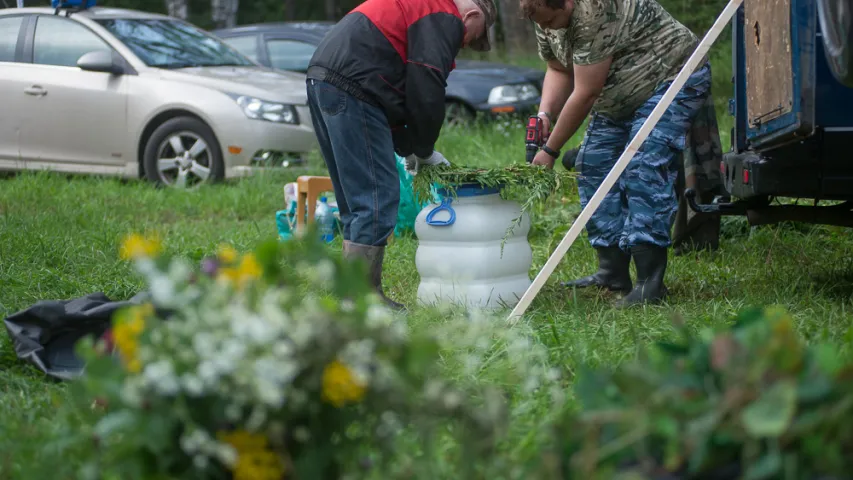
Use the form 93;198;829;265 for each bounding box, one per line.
542;144;561;159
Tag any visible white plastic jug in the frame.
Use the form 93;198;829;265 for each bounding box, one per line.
414;184;533;309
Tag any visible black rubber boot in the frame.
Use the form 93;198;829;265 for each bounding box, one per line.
614;244;669;308
562;246;633;294
343;241;406;311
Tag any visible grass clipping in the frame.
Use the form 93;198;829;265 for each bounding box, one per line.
412;163;577;238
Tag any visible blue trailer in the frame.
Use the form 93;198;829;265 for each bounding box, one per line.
687;0;853;227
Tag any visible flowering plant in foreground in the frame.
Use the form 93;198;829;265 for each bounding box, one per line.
64;228;563;480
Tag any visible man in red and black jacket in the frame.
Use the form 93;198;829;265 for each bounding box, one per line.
306;0;496;310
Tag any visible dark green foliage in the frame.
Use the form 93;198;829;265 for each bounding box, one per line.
555;307;853;479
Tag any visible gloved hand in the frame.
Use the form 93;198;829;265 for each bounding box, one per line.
404;151;450;175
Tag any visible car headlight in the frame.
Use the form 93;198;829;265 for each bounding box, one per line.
231;94;299;124
487;83;540;104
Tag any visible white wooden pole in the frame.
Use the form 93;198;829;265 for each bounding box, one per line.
17;0;23;7
508;0;744;321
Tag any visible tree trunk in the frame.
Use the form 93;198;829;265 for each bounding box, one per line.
497;0;533;54
284;0;296;20
211;0;239;29
324;0;337;20
165;0;188;20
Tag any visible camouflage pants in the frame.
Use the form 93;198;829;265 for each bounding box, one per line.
576;62;713;250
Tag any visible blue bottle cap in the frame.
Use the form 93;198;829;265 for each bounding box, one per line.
320;196;327;202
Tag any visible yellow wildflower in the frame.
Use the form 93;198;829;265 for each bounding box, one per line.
119;233;162;260
217;243;239;264
112;303;152;373
217;252;263;289
321;360;367;408
217;430;285;480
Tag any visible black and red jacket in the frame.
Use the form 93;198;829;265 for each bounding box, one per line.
307;0;465;159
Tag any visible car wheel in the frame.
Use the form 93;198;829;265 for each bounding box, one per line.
143;116;224;188
444;101;475;127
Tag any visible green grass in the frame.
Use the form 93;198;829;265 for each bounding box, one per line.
2;54;853;477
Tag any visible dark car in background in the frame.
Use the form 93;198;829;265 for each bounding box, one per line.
212;22;546;125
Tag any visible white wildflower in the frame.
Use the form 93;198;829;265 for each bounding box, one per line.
198;360;219;385
424;379;443;400
166;257;192;283
215;443;238;468
253;358;292;408
523;375;540;393
225;404;242;422
377;411;402;437
119;377;145;408
182;374;205;396
246;407;267;431
365;304;393;328
272;341;293;358
463;354;481;375
508;336;532;355
288;320;315;347
149;274;176;306
231;312;274;345
193;454;209;470
293;426;311;442
340;299;355;312
220;339;247;365
210;355;236;377
314;259;335;284
142;360;180;396
192;332;218;357
546;368;561;382
255;381;283;408
443;391;462;410
180;428;212;455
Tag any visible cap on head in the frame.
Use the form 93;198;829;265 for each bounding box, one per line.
468;0;496;51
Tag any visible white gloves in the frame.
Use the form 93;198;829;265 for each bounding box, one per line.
405;151;450;175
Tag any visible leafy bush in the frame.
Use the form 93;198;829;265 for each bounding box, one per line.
52;230;564;480
554;307;853;480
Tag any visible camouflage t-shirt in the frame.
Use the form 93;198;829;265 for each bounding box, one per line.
535;0;699;120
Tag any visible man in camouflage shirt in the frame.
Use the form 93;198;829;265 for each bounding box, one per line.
521;0;713;307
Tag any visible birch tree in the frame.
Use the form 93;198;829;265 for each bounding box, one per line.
211;0;239;29
498;0;533;54
165;0;188;20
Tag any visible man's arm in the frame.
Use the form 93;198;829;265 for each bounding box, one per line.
405;13;464;159
538;59;574;131
543;58;611;156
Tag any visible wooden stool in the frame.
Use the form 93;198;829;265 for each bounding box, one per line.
295;175;334;231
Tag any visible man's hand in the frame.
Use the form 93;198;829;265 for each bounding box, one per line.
405;151;450;175
537;112;552;138
531;149;557;169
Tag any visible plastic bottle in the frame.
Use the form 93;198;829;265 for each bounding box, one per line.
314;196;335;243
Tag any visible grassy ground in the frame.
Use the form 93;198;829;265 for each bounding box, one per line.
2;55;853;477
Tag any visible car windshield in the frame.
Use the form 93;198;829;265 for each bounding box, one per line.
95;18;255;69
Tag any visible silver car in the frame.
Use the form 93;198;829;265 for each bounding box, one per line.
0;6;317;187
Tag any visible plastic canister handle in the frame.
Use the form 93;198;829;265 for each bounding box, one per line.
425;198;456;226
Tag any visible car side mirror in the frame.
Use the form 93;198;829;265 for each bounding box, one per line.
77;50;124;75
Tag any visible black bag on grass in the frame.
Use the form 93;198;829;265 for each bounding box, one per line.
3;291;149;381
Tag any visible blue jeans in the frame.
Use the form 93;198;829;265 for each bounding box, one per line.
576;62;713;250
306;79;400;246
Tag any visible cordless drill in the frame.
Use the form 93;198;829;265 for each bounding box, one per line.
525;115;545;164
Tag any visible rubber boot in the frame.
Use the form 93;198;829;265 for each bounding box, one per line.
614;244;669;308
561;246;633;294
343;241;405;311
